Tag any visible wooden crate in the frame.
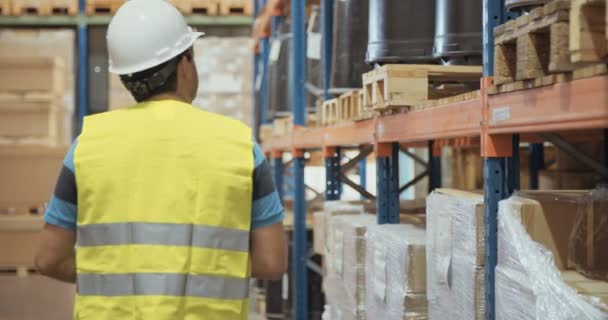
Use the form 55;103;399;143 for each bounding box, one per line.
362;64;482;111
12;0;77;15
0;0;11;15
0;57;66;94
321;98;339;126
570;0;607;63
494;0;574;85
219;0;252;16
85;0;124;15
0;93;62;144
273;116;293;136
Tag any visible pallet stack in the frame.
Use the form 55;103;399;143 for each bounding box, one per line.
85;0;252;16
11;0;78;16
85;0;124;15
491;0;608;94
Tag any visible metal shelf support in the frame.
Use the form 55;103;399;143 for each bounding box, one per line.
321;0;334;100
76;0;88;134
528;144;544;189
507;134;520;195
376;143;400;224
428;140;442;192
291;0;307;318
273;153;285;201
325;147;343;200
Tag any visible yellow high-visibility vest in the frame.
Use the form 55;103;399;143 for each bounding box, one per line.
73;100;253;320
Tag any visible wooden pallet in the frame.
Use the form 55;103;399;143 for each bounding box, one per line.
412;90;481;111
321;98;339;126
169;0;218;15
0;0;11;15
12;0;78;16
85;0;124;15
494;0;574;85
489;62;607;94
219;0;252;16
362;64;482;111
570;0;607;63
337;89;373;123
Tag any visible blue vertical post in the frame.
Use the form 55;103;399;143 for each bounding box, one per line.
428;141;442;192
291;0;307;319
528;144;544;189
359;158;367;200
273;155;285;201
507;134;520;195
483;1;514;319
321;0;334;100
376;143;400;224
325;147;341;201
76;0;88;134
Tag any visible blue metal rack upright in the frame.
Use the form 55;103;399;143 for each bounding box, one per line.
291;1;308;319
77;0;89;133
481;1;518;319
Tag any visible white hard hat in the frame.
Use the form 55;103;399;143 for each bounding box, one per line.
107;0;204;75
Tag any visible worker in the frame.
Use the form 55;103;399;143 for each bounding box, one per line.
34;0;287;319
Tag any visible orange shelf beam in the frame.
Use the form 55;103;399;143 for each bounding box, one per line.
293;126;324;150
377;98;482;143
487;75;608;134
323;119;375;147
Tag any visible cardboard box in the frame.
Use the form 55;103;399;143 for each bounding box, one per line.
504;191;589;270
0;57;66;94
365;224;428;320
0;215;44;268
539;170;598;189
0;275;75;320
312;211;324;255
0;94;61;142
563;271;608;308
0;146;67;208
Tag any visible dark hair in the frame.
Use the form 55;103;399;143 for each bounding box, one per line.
120;49;192;102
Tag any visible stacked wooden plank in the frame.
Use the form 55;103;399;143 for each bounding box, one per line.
11;0;78;16
491;0;607;94
219;0;253;16
0;57;67;146
362;64;482;113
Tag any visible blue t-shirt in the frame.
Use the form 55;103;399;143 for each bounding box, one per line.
45;139;284;230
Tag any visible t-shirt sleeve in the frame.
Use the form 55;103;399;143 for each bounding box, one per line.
251;143;284;230
44;140;78;230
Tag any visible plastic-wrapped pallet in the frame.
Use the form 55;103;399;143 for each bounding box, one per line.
426;189;485;320
496;194;608;320
324;214;376;320
365;223;428;320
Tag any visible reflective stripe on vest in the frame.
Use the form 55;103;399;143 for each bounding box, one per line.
77;273;249;300
73;101;254;320
77;222;249;252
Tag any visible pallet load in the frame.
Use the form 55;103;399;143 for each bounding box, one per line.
491;0;608;94
0;57;67;146
496;190;608;319
11;0;78;16
219;0;252;16
426;189;486;320
324;213;376;319
365;223;428;320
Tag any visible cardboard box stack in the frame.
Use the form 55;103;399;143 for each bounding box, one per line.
496;191;608;319
0;29;75;146
323;211;375;320
365;223;428;320
426;189;486;319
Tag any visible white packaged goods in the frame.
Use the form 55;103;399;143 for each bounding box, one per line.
365;224;428;320
426;189;485;320
324;214;376;320
496;193;608;320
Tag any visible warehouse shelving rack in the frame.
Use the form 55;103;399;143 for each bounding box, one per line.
0;0;251;133
255;1;608;320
